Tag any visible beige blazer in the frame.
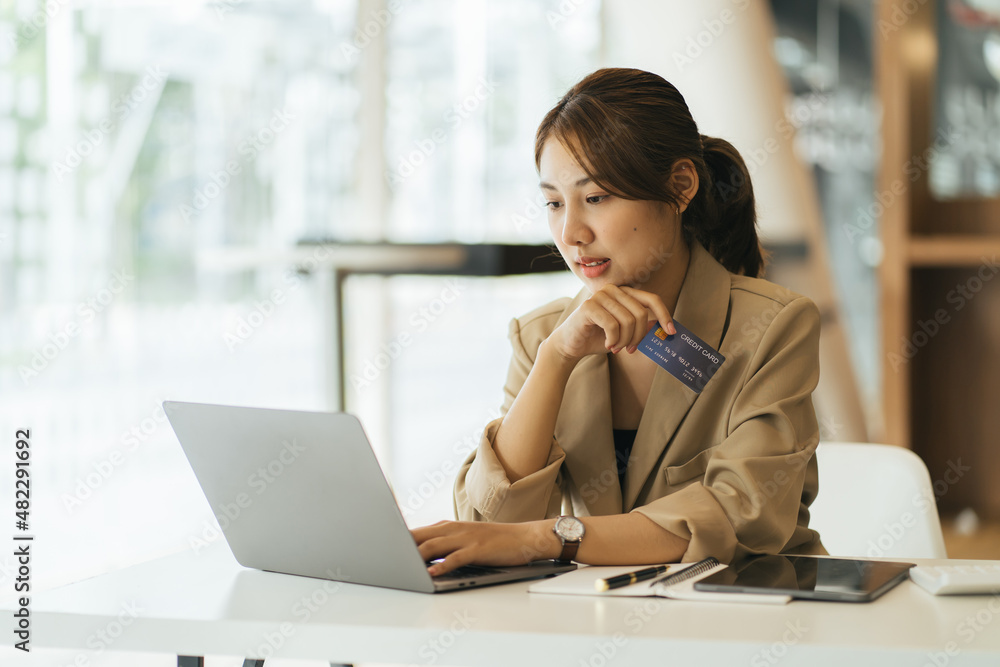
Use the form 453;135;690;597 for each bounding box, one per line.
453;241;826;564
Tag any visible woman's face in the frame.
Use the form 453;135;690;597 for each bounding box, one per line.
538;137;684;296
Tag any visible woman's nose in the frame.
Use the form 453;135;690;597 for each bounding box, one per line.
560;205;594;246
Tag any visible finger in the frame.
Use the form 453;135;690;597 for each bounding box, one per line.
427;549;474;577
579;300;622;351
416;534;464;564
592;288;637;352
620;287;675;336
620;287;673;333
612;289;652;351
410;519;453;545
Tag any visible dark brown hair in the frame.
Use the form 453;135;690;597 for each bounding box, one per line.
535;67;765;278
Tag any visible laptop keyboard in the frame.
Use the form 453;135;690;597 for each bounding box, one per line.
431;564;505;580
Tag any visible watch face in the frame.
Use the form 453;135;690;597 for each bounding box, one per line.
555;516;585;541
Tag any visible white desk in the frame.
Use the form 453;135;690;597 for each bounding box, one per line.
6;544;1000;666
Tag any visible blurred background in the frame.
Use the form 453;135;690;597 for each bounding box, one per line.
2;2;1000;661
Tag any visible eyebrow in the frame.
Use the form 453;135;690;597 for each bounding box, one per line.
539;177;593;191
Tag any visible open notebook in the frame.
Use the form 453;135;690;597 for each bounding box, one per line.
528;558;791;604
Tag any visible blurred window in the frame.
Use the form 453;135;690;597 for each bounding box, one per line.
0;0;599;583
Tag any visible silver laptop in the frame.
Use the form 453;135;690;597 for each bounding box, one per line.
163;400;576;593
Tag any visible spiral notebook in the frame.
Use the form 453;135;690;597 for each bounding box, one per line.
527;557;791;604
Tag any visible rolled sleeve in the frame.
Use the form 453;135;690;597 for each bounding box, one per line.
632;483;739;562
455;416;566;522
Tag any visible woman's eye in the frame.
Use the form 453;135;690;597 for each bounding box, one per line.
586;195;608;204
545;201;563;210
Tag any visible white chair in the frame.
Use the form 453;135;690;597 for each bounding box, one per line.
809;441;948;559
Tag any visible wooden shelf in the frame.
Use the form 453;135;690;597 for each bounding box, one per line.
908;236;1000;266
879;0;1000;520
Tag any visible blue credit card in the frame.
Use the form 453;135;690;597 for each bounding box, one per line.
637;320;725;394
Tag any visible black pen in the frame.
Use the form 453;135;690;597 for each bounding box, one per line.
595;564;674;592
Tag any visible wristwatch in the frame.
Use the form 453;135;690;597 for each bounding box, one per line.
552;515;585;563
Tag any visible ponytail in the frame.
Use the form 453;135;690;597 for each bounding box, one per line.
683;135;766;278
535;68;767;278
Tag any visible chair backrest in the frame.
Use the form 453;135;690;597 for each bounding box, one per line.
809;441;948;559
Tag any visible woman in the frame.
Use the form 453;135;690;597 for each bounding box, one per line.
412;67;826;576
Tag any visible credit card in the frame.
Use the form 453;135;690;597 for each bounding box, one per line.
637;320;725;394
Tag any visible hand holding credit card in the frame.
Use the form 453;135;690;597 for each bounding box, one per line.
637;320;725;393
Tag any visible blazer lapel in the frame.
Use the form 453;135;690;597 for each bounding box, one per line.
622;241;733;510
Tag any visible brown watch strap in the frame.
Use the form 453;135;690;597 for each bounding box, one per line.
559;538;581;563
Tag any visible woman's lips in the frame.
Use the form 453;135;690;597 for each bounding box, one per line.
577;257;611;278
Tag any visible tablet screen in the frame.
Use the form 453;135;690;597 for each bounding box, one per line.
693;555;914;602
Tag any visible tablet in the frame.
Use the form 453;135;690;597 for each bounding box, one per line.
693;555;915;602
